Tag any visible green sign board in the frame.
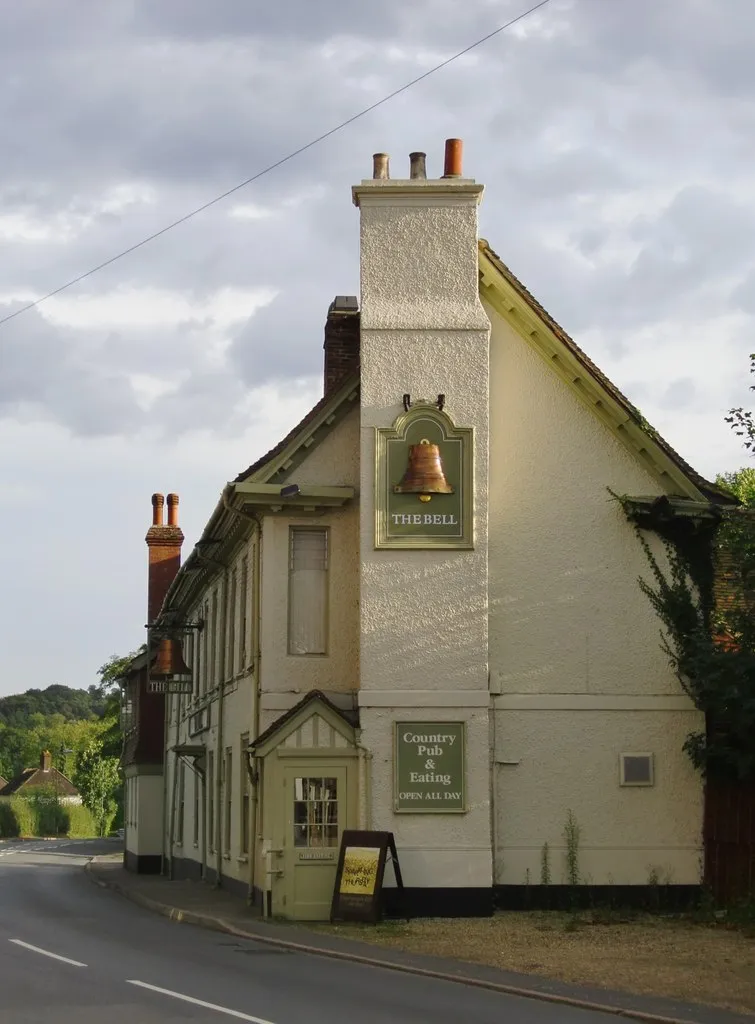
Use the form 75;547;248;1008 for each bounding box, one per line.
394;722;466;813
375;404;473;550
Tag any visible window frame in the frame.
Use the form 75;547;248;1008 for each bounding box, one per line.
287;526;330;657
223;746;233;855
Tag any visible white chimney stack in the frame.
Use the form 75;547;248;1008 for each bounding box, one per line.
353;141;492;897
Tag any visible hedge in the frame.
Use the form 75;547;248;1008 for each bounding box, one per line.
0;792;96;839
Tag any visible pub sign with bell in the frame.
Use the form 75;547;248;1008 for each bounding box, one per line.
374;402;474;549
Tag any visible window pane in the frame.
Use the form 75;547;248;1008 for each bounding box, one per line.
288;530;328;655
293;777;339;848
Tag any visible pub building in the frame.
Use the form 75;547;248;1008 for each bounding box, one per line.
121;140;735;920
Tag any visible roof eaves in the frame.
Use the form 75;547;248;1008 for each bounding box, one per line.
234;372;360;485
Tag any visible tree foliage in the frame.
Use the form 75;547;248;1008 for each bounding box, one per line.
0;715;101;782
0;649;141;800
0;684;105;729
73;741;121;837
725;353;755;455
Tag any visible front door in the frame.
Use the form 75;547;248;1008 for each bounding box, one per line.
276;764;350;920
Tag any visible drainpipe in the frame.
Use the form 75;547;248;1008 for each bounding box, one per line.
221;487;263;909
249;524;263;909
201;746;208;880
489;694;498;892
356;740;372;831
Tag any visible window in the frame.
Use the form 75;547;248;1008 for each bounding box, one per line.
240;556;249;669
619;753;654;787
288;528;329;655
207;751;215;852
210;590;219;688
293;777;338;847
224;747;232;853
176;760;185;845
181;634;193;713
240;733;250;856
227;570;237;680
121;682;135;734
193;616;201;698
200;601;209;695
193;768;200;846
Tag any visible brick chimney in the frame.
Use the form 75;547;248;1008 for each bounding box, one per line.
323;295;359;394
41;750;52;772
145;492;184;624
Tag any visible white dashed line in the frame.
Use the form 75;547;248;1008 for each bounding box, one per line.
9;939;87;967
127;980;276;1022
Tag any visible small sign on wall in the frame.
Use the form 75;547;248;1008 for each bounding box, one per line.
394;722;466;813
374;403;474;550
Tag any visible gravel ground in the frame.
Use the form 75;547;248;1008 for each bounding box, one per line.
315;911;755;1016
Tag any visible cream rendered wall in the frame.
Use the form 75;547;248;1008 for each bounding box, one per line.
486;302;704;885
287;403;360;488
258;406;360;731
355;176;493;892
167;536;258;886
128;773;163;857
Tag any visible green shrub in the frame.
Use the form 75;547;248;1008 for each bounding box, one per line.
0;798;19;837
65;803;96;838
0;792;96;838
0;796;36;837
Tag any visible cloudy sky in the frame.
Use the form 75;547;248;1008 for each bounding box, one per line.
0;0;752;697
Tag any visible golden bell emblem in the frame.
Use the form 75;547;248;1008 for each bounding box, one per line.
151;636;192;681
393;439;454;502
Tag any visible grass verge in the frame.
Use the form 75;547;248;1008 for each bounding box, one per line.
313;910;755;1016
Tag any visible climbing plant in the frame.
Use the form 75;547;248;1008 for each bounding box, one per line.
613;490;755;782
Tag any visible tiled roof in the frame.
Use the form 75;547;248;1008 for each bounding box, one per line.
0;776;7;792
480;242;737;506
0;767;79;798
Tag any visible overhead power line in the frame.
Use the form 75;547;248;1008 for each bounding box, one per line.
0;0;555;330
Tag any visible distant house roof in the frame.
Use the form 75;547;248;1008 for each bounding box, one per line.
0;752;79;799
0;775;7;792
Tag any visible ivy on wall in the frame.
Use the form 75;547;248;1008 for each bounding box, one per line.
613;491;755;783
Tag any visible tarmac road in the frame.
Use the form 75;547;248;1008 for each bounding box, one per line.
0;837;642;1023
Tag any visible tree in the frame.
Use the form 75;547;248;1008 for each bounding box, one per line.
73;741;120;837
725;353;755;455
95;648;143;760
0;685;105;729
96;648;145;696
716;467;755;508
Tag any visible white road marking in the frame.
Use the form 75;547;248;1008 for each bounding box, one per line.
127;980;277;1022
9;939;87;967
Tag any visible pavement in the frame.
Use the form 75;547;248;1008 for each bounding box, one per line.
84;851;755;1024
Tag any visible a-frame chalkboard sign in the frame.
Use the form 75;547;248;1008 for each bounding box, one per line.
330;830;404;923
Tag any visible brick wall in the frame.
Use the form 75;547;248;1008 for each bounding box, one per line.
323;296;360;394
